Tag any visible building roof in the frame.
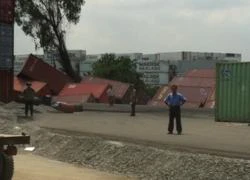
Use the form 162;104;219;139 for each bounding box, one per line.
59;83;110;99
81;77;130;99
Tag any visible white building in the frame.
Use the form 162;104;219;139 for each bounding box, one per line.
79;53;143;77
137;60;169;86
143;51;241;62
44;49;86;73
116;53;143;61
80;51;241;86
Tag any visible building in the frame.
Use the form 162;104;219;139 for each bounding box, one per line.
137;60;169;86
80;54;101;76
80;53;144;77
44;49;86;73
140;51;241;84
116;53;143;61
143;51;241;62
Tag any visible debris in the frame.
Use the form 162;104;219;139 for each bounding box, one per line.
24;147;35;152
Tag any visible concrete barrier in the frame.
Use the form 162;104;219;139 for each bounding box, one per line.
82;103;214;119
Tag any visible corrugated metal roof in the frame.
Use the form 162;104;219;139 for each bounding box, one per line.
149;69;216;108
53;94;95;105
81;77;130;99
59;83;110;99
170;77;215;87
18;54;72;95
185;69;215;78
14;77;47;93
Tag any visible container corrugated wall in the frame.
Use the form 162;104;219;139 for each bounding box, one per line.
0;23;14;69
216;62;250;123
0;0;16;24
0;69;13;103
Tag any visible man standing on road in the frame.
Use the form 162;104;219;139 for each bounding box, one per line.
130;88;137;116
107;86;115;106
164;85;186;135
23;82;35;117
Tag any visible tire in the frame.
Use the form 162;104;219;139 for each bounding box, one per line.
1;153;14;180
0;153;3;179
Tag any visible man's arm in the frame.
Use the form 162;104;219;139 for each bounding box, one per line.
164;95;170;106
180;95;187;105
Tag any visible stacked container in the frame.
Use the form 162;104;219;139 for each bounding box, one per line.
0;0;15;103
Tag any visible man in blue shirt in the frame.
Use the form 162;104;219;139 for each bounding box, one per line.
164;85;186;135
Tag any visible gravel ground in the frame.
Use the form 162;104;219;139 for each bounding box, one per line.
1;103;250;180
31;129;250;180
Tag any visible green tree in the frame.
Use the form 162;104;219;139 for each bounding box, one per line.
15;0;85;82
92;54;145;90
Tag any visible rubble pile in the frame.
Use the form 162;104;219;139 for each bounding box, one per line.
32;129;250;180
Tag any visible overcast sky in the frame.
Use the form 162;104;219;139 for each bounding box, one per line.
14;0;250;60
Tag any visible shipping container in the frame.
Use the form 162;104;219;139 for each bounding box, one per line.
0;69;13;103
216;62;250;122
81;76;131;103
18;54;72;95
52;94;95;105
0;0;16;24
59;83;110;103
149;69;216;108
174;59;223;76
185;69;215;78
14;77;49;98
171;77;215;87
0;23;14;69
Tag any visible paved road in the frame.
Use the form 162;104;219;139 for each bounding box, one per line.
14;154;133;180
36;111;250;159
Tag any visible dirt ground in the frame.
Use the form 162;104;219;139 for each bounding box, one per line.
13;154;134;180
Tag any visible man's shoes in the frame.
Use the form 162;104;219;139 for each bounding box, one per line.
177;132;182;135
168;132;173;135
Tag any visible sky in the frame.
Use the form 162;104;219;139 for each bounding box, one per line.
14;0;250;60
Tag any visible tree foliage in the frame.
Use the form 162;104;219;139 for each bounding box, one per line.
92;54;145;90
15;0;85;82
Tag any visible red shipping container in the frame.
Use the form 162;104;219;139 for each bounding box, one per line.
171;77;215;88
0;0;15;24
18;54;72;95
14;77;49;98
0;69;13;103
53;94;95;105
82;76;131;102
59;83;110;103
185;69;216;78
149;68;216;108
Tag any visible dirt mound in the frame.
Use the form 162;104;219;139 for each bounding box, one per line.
31;129;250;180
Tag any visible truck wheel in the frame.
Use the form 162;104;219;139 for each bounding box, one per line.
0;153;3;179
2;153;14;180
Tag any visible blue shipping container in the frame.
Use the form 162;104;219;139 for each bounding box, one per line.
0;23;14;69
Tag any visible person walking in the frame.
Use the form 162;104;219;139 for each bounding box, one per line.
130;88;137;116
23;82;35;117
107;86;115;106
164;85;186;135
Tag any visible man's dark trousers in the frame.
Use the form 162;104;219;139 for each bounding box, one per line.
168;106;182;133
131;103;136;116
25;101;33;116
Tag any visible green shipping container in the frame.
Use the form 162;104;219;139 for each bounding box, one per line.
216;62;250;123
